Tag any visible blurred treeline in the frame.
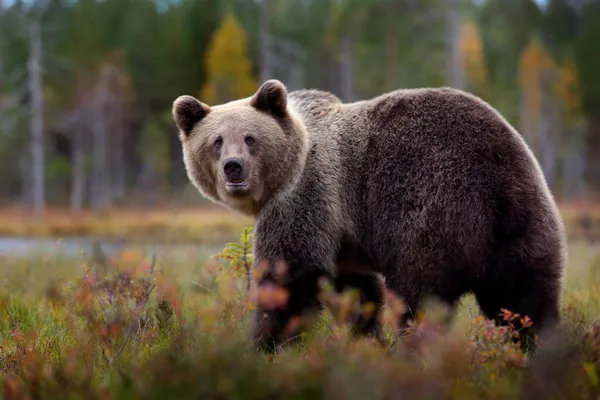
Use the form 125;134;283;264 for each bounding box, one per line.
0;0;599;212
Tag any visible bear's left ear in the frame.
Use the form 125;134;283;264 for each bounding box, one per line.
250;79;288;117
172;95;211;136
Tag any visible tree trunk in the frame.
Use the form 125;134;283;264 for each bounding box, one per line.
19;154;31;206
574;123;587;197
71;71;91;212
446;1;465;90
519;69;541;163
91;69;111;211
27;19;45;214
258;0;272;83
385;2;400;90
562;131;586;200
70;122;86;212
540;69;560;190
0;4;3;91
338;33;354;103
137;156;159;209
112;101;126;202
586;115;600;192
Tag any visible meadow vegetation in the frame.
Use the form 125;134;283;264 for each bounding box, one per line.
0;200;597;244
1;208;600;399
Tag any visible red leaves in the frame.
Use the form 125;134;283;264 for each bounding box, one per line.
3;374;27;400
98;323;122;342
255;284;289;310
499;308;535;333
156;276;183;324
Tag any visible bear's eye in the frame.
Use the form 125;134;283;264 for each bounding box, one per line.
214;137;223;148
244;136;255;146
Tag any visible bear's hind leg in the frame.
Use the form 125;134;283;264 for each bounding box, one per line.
480;188;566;353
474;261;562;354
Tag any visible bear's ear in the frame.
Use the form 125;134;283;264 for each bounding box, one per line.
250;79;288;117
172;95;211;136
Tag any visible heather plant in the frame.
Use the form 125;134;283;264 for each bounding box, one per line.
1;233;600;399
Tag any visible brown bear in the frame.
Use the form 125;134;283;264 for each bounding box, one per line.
171;79;568;353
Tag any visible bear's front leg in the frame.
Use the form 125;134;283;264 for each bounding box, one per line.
252;264;328;352
249;178;340;352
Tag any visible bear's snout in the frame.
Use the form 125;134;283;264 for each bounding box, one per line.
222;156;252;197
223;157;247;183
223;157;246;181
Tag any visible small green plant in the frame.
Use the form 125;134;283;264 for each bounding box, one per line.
213;226;254;294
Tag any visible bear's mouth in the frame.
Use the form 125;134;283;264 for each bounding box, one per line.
225;179;250;193
226;179;247;186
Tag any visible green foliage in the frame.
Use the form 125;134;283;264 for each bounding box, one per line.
574;1;600;116
138;112;171;176
541;0;579;60
214;226;254;293
46;154;71;182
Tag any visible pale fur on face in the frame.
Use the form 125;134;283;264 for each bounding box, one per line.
172;80;310;217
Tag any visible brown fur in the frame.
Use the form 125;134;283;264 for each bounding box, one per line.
172;80;568;353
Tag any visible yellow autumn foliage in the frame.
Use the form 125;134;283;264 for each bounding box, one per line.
200;14;259;105
555;57;580;115
520;38;580;118
459;19;488;90
519;38;556;117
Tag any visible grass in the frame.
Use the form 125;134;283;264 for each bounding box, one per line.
1;223;600;399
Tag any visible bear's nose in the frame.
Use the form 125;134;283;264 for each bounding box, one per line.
223;158;245;179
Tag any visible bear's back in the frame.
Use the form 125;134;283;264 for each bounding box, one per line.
334;87;545;201
289;86;562;279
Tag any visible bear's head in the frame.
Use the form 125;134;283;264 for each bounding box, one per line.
172;80;309;217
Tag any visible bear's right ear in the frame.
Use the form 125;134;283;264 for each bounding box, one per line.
172;95;211;136
250;79;288;117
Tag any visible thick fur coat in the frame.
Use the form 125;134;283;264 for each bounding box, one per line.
172;80;568;352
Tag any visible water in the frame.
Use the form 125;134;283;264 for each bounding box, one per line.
0;236;224;261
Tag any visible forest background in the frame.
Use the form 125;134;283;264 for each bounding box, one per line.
1;0;599;215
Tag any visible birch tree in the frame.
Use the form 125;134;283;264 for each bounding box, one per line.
69;70;92;212
258;0;272;83
90;62;111;211
446;0;465;90
27;5;46;214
